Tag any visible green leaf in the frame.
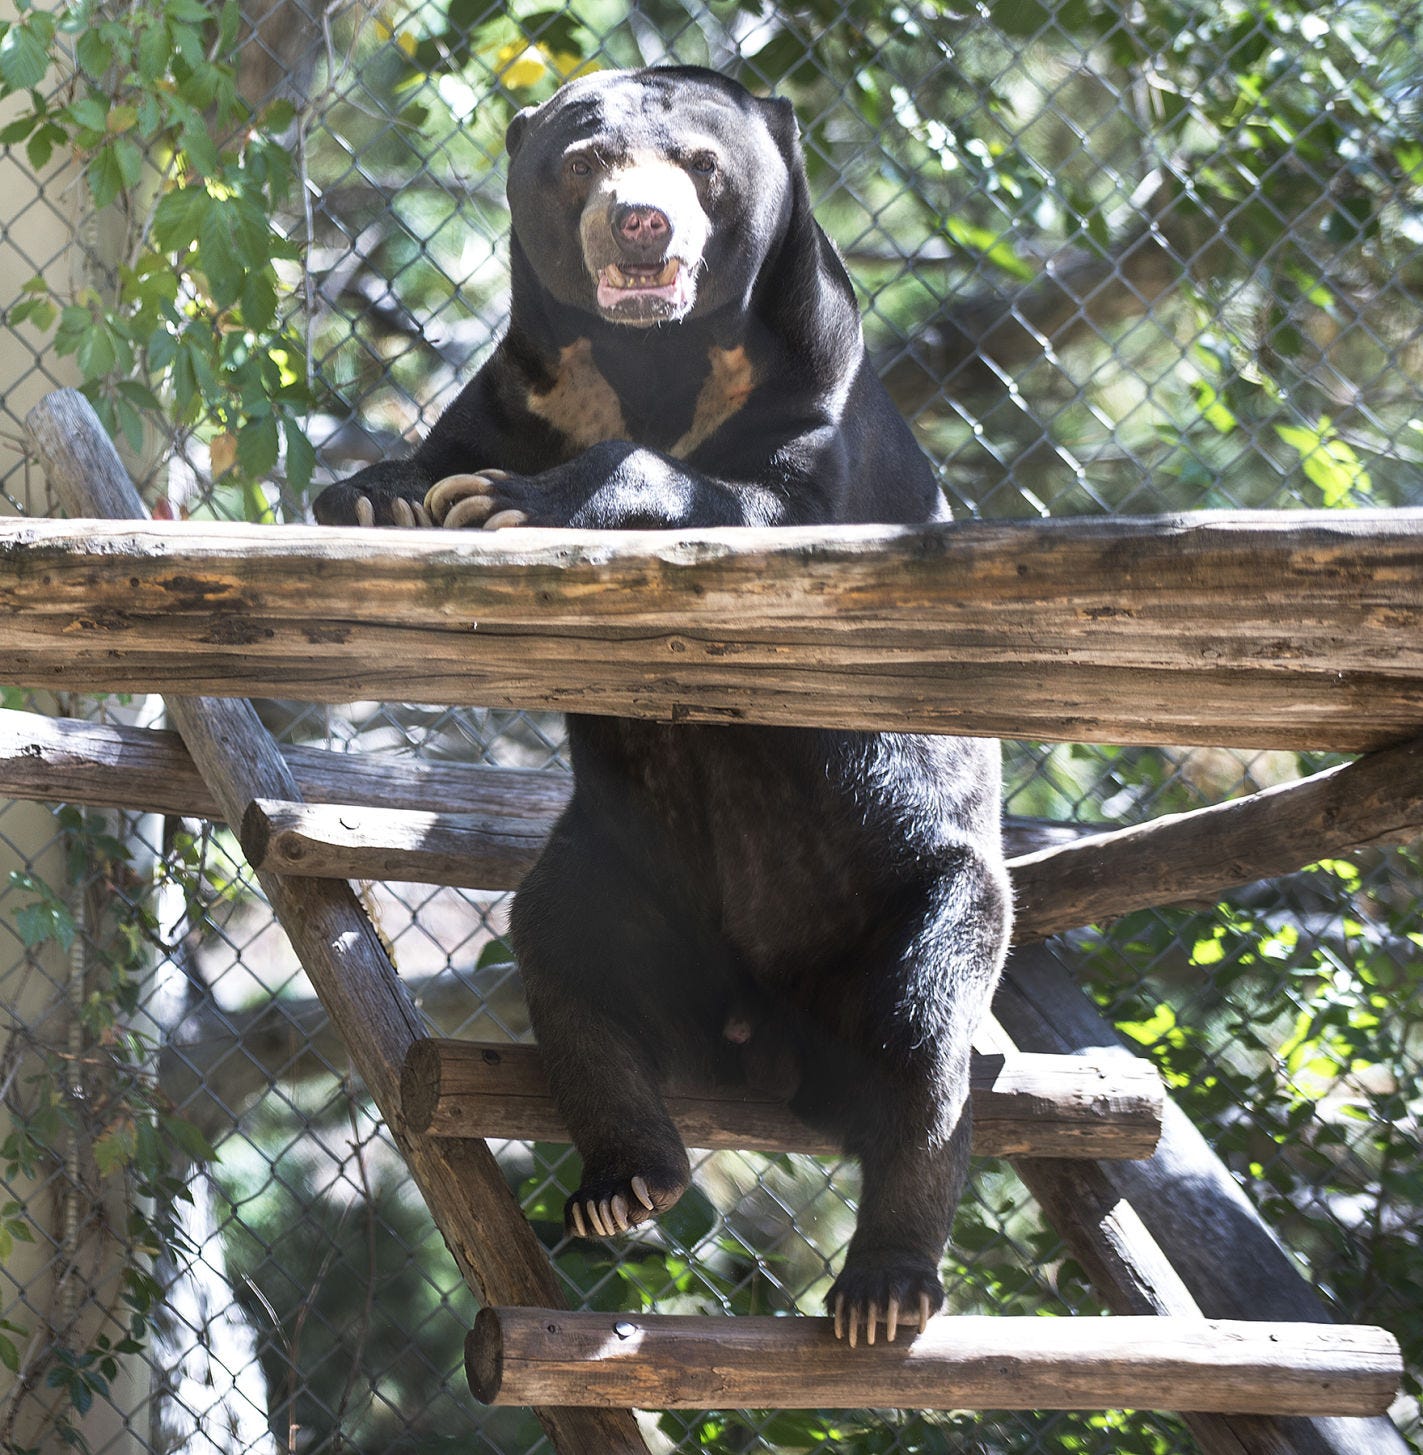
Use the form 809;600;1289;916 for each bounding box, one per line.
0;22;50;91
0;112;36;144
172;23;204;69
136;19;168;83
198;195;271;306
152;185;210;252
74;27;114;79
240;267;277;330
116;398;146;453
283;419;315;493
162;1115;215;1162
14;899;74;951
94;1121;137;1176
236;415;279;478
64;93;108;133
88;142;137;208
75;324;118;380
25;122;57;170
1276;419;1373;507
218;0;240;52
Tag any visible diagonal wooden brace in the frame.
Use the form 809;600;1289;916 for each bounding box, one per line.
24;388;651;1455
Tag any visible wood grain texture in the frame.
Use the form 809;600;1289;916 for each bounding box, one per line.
0;705;572;823
399;1037;1164;1159
4;494;1423;750
466;1307;1402;1416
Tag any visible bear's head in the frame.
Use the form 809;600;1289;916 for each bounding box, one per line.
505;67;799;327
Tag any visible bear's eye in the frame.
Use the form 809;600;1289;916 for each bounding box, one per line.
689;152;717;176
568;156;593;177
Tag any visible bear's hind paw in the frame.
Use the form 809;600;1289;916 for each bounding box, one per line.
827;1265;943;1347
565;1169;685;1240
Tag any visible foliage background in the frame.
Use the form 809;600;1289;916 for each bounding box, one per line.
0;0;1420;1451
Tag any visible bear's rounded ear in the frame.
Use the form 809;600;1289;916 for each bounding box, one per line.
757;95;799;152
506;103;539;159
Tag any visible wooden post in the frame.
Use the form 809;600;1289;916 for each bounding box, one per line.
24;389;652;1455
399;1037;1163;1159
465;1308;1401;1417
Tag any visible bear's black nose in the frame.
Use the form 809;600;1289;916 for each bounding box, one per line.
613;204;671;254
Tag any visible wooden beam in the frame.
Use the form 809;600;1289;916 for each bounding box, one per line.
0;705;571;824
24;388;652;1455
399;1037;1164;1160
8;708;1421;942
240;797;547;887
465;1307;1401;1417
0;706;1064;856
1010;731;1423;941
5;478;1423;750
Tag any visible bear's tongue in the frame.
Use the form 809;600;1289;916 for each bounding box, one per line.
597;259;688;311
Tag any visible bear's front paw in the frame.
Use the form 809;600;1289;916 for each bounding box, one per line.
827;1258;943;1348
312;481;432;528
425;470;533;530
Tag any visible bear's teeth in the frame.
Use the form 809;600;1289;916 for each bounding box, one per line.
605;261;679;290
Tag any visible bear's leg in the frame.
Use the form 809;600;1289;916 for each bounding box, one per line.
829;1060;972;1346
511;811;713;1240
824;858;1010;1344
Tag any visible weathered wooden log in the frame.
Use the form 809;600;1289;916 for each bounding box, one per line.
240;797;547;886
465;1307;1402;1416
994;944;1413;1455
24;388;651;1455
5;494;1423;750
1010;731;1423;941
8;706;1423;946
400;1037;1163;1159
0;705;1064;853
0;704;571;823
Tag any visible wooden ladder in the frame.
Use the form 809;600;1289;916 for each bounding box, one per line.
15;388;1411;1455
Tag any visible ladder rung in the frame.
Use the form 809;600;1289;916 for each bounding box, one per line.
401;1038;1163;1160
467;1307;1402;1417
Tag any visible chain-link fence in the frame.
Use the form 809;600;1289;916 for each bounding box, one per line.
2;1;1421;1452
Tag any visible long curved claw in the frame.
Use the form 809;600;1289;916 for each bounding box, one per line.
630;1176;655;1211
485;508;529;529
425;473;489;524
354;495;375;527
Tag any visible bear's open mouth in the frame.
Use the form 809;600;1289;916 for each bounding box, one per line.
595;259;693;317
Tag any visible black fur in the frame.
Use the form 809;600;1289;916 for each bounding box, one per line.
313;66;1011;1342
